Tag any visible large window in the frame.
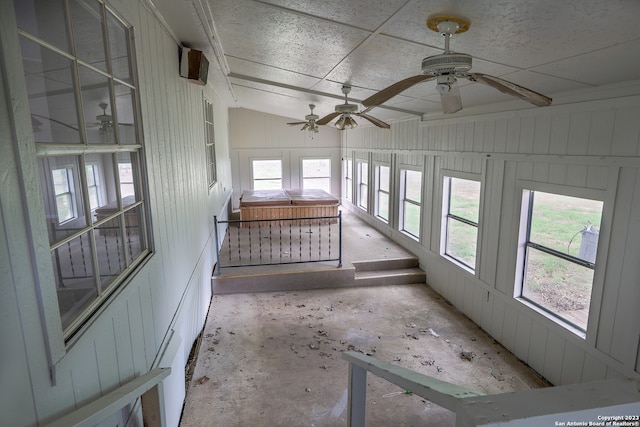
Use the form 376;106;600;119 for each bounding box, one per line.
252;159;282;189
302;158;331;193
399;169;422;239
17;0;149;339
344;158;353;201
357;161;368;210
442;176;481;271
204;97;217;188
374;164;390;222
516;190;603;333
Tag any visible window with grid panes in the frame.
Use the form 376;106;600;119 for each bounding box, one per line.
16;0;151;339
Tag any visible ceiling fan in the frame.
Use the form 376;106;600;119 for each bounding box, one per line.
287;103;320;134
89;102;134;133
361;15;552;114
316;85;390;130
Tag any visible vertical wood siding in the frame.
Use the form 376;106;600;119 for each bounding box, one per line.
344;93;640;385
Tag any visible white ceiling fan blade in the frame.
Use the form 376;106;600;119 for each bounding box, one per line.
466;73;552;107
439;81;462;114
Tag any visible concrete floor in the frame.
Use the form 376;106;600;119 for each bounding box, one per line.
180;210;550;426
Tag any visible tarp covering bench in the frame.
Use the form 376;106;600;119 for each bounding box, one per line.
240;189;339;226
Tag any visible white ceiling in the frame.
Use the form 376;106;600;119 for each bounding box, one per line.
152;0;640;125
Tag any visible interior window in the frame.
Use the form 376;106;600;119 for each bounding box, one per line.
204;97;217;188
517;190;603;333
442;177;481;270
18;0;150;338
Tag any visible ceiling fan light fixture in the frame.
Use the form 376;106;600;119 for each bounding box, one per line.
335;114;357;130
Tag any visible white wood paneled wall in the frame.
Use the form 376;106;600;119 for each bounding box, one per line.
0;1;232;426
343;91;640;385
229;108;342;210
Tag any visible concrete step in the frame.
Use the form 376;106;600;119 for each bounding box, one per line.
212;266;355;294
351;257;420;272
354;267;426;287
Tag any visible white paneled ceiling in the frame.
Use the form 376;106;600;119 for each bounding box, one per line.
152;0;640;125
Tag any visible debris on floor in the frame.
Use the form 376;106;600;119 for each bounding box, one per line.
180;285;552;427
460;351;476;361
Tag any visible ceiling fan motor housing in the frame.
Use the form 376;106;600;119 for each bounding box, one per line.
422;52;472;75
335;103;358;113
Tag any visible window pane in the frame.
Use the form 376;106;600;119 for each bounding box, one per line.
405;170;422;202
446;219;478;268
359;184;368;209
51;232;98;331
359;162;368;180
118;152;138;201
124;205;146;263
523;247;594;331
40;156;89;244
530;192;603;262
70;0;108;73
78;65;112;144
303;177;331;192
93;220;127;290
20;36;81;144
14;0;71;52
450;178;480;223
378;192;389;221
253;160;281;179
302;158;330;177
106;12;132;82
253;179;282;190
114;83;137;145
378;165;389;192
403;202;420;237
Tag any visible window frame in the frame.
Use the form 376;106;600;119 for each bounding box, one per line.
398;166;422;240
440;172;482;273
513;181;611;338
356;160;368;211
374;162;390;223
251;158;283;190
